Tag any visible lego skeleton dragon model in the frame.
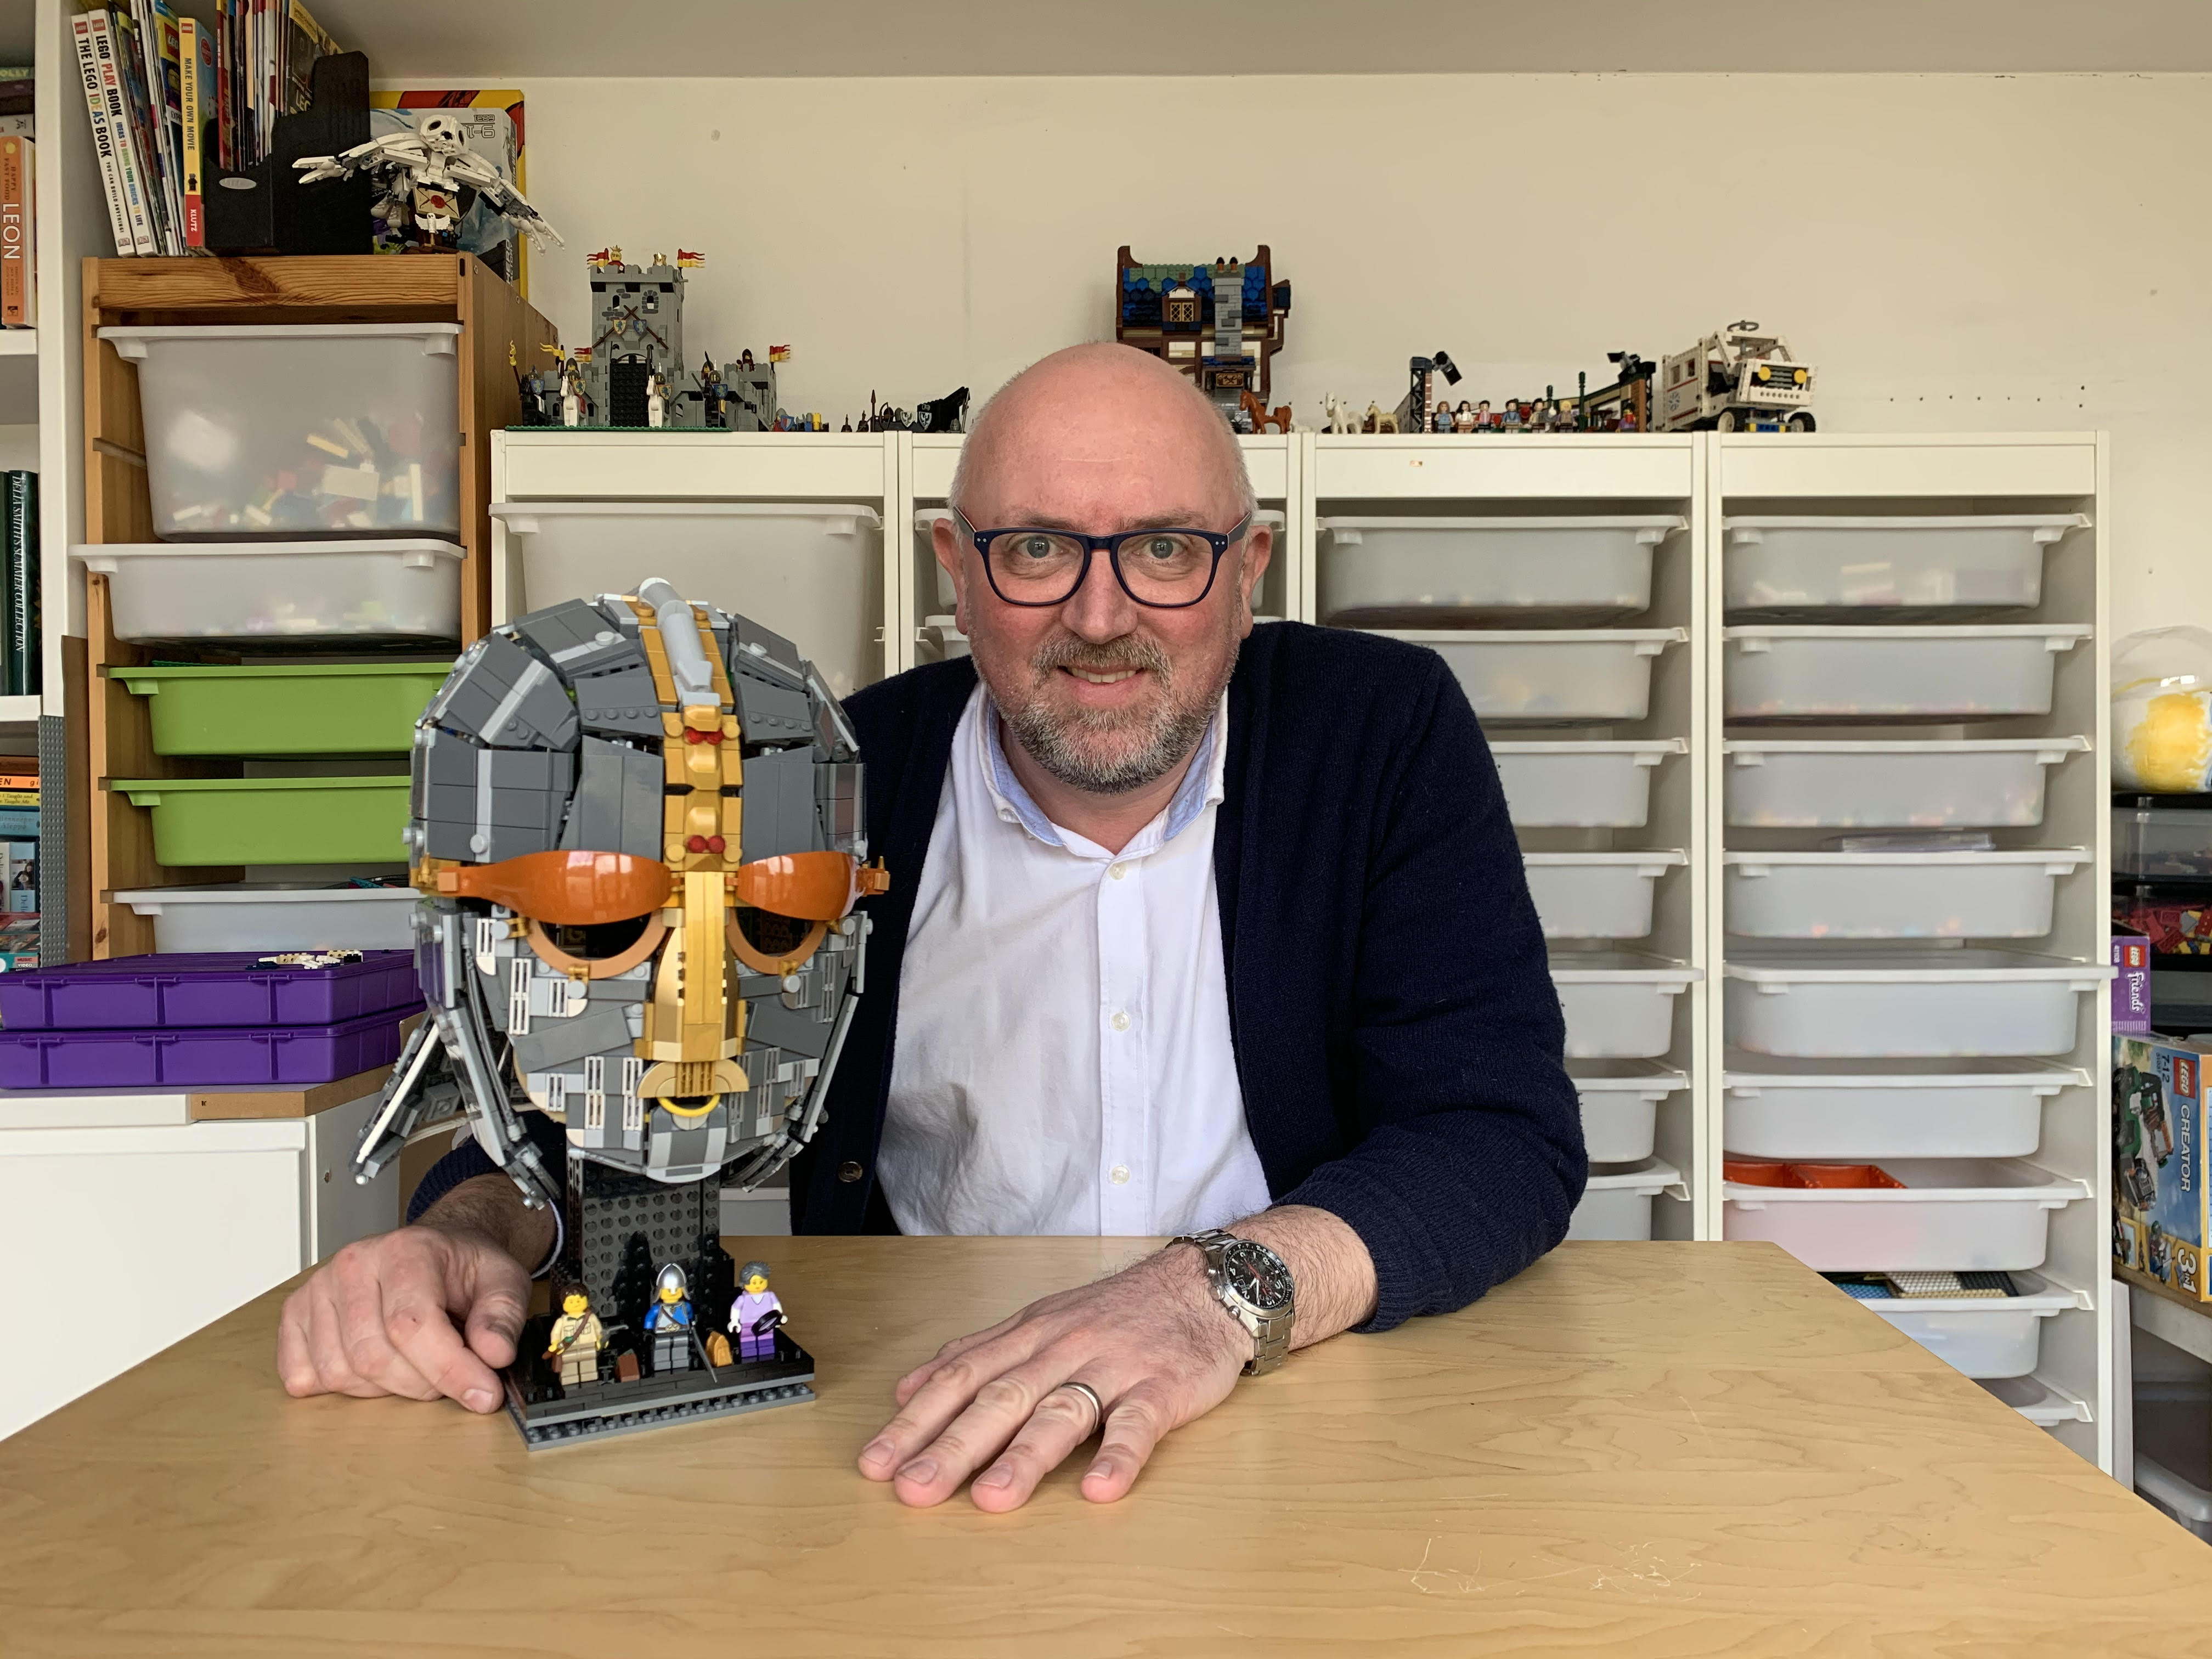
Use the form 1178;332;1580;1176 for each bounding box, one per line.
352;578;884;1446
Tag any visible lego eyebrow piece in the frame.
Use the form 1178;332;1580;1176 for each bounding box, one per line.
635;576;719;709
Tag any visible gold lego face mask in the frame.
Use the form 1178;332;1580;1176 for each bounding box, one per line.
359;578;884;1204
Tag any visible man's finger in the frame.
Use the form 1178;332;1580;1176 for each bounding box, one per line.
382;1252;503;1413
890;1358;1074;1509
857;1341;1031;1487
455;1243;529;1375
969;1380;1107;1514
275;1287;326;1397
329;1255;442;1402
302;1288;386;1400
1080;1386;1170;1504
892;1310;1029;1406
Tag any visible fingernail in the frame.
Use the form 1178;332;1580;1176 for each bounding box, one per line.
859;1437;895;1469
898;1458;938;1483
974;1463;1013;1489
463;1387;496;1413
1085;1461;1111;1482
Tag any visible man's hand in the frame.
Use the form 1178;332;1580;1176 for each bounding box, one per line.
856;1205;1378;1512
274;1171;555;1414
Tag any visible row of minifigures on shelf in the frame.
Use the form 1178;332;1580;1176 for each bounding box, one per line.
535;1257;791;1392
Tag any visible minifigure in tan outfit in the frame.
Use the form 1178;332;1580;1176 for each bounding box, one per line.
545;1289;606;1387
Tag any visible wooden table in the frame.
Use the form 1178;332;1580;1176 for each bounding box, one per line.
3;1238;2208;1656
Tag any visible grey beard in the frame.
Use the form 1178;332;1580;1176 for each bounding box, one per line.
1003;633;1238;796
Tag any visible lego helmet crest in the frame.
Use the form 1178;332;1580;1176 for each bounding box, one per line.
656;1263;689;1300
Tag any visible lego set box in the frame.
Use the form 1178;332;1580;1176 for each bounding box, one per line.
2114;1032;2212;1301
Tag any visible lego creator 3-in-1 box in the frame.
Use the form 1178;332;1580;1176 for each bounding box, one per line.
2114;1033;2211;1300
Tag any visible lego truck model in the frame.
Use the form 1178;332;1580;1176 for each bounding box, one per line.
1657;321;1816;433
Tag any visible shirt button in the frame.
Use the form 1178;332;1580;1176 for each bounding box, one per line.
837;1161;865;1183
1110;1165;1131;1185
1109;862;1127;881
1110;1010;1131;1032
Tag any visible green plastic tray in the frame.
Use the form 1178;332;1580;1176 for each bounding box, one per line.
110;776;412;865
108;662;453;756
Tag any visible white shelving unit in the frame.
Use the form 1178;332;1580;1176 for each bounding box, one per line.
1707;432;2111;1469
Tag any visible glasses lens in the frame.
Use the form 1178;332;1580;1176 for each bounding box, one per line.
985;532;1087;602
1115;532;1216;603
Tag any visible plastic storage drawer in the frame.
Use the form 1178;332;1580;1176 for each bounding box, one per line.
110;662;452;757
1723;625;2089;719
1722;1056;2080;1159
1316;515;1684;625
1722;849;2089;939
1723;949;2109;1058
1523;851;1685;940
75;540;465;645
114;883;419;953
494;501;885;697
1980;1374;2092;1427
1572;1061;1689;1164
1548;949;1700;1059
1491;740;1684;828
99;324;462;540
2114;795;2212;879
1567;1158;1680;1242
1722;515;2086;616
1721;1158;2087;1271
0;950;416;1030
0;1011;407;1090
1376;629;1686;724
110;776;411;867
1723;738;2087;828
1852;1272;2081;1379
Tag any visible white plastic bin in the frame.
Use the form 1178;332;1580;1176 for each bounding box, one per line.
919;616;970;661
1722;1055;2081;1160
1378;629;1686;725
1723;625;2090;719
1722;515;2086;616
1571;1060;1689;1164
74;540;465;644
918;507;1285;610
2134;1331;2212;1541
1317;515;1684;625
1721;1158;2087;1271
494;501;883;697
1978;1374;2092;1426
1548;949;1701;1059
1568;1158;1681;1242
1855;1271;2084;1379
1492;740;1684;828
100;324;462;541
1723;738;2088;828
1724;948;2109;1058
114;883;419;953
1524;851;1685;940
1722;849;2089;939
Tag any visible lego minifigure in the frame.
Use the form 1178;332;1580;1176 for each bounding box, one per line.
295;114;561;256
1473;399;1497;431
1452;400;1476;433
729;1261;786;1361
646;368;671;430
645;1263;696;1374
558;353;587;428
544;1289;607;1388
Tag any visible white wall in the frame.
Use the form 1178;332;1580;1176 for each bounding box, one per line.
444;71;2209;638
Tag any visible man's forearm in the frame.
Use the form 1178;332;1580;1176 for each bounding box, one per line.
415;1171;557;1272
1228;1203;1379;1347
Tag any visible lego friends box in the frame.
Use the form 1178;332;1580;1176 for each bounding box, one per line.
2115;1033;2212;1300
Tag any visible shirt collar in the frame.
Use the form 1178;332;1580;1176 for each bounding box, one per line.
977;686;1228;855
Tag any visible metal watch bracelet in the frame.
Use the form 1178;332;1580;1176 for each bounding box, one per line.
1175;1228;1294;1376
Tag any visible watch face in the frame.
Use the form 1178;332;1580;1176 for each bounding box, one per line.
1222;1240;1294;1312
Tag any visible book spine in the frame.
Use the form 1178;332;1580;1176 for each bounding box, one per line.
0;469;14;697
145;0;187;255
86;12;156;256
7;472;33;698
0;137;27;328
179;19;206;247
114;5;176;256
72;15;138;256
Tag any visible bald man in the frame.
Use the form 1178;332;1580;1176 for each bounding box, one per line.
276;346;1584;1513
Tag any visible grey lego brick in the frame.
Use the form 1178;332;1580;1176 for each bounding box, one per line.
509;1377;815;1449
806;663;860;760
744;995;833;1060
560;736;664;858
732;674;811;746
816;761;862;851
726;614;806;690
738;746;821;862
424;631;579;750
510;599;646;680
509;1002;634;1074
573;663;664;740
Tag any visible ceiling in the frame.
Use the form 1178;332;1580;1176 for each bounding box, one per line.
253;0;2212;79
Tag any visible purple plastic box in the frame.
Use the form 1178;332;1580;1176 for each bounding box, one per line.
0;950;417;1031
0;1011;407;1090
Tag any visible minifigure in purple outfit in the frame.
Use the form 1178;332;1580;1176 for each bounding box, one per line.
729;1261;785;1361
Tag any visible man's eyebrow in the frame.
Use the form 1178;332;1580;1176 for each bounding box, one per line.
983;509;1227;531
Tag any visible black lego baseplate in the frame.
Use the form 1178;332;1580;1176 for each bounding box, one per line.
504;1340;817;1449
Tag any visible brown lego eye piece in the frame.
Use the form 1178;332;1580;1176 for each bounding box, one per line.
729;850;866;922
437;849;673;926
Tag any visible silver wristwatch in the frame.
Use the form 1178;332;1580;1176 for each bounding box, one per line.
1173;1228;1295;1375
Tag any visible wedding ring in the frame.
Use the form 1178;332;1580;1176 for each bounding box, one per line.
1056;1379;1105;1431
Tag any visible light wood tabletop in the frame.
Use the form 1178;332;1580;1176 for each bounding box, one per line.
3;1237;2208;1656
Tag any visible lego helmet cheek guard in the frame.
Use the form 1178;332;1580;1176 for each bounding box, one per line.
353;579;886;1217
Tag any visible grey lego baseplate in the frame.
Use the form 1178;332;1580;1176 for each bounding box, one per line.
506;1365;817;1449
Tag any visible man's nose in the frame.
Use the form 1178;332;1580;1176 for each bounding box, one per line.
1057;546;1144;641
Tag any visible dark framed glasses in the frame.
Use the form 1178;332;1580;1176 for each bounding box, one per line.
956;510;1251;609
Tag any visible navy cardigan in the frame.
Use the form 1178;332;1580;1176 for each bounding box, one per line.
412;623;1585;1331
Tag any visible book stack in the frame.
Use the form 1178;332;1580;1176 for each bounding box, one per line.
70;0;341;257
1;67;30;328
0;764;36;971
1;470;36;697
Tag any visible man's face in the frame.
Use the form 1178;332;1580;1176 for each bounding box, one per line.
934;365;1272;796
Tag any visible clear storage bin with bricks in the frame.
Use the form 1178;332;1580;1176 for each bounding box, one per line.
1709;434;2111;1462
1306;432;1708;1247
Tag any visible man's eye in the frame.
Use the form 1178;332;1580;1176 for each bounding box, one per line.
1141;536;1177;561
1017;536;1056;560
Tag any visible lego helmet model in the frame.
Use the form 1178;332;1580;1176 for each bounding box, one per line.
657;1263;689;1302
353;577;887;1215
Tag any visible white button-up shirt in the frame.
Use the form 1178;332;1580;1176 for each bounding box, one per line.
877;684;1272;1237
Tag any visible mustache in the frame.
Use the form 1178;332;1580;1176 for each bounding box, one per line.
1030;632;1173;681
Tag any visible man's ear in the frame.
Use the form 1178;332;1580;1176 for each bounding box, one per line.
932;515;969;635
1240;520;1275;628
